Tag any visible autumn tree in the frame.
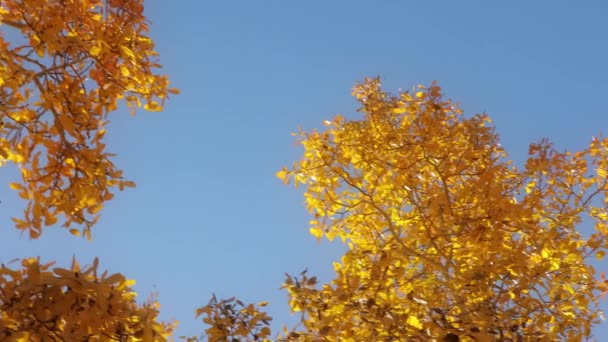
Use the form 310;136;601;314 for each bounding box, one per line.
0;0;176;340
1;0;177;239
198;78;608;341
0;257;175;341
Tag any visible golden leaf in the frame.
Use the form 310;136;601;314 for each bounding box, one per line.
406;315;423;329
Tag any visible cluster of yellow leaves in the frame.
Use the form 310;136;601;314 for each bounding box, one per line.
189;295;273;342
0;257;175;341
274;78;608;340
0;0;177;238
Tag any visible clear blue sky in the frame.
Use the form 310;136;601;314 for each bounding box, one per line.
1;0;608;339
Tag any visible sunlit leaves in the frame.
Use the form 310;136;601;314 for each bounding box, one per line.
274;78;608;340
0;2;180;340
0;257;175;341
406;316;423;330
0;0;176;238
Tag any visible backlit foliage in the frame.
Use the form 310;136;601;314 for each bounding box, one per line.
0;1;176;341
272;78;608;340
0;0;177;238
0;257;175;341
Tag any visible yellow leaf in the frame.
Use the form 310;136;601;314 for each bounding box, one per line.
276;168;289;184
31;34;41;46
120;65;130;77
525;180;536;194
260;326;271;337
12;109;36;122
309;226;323;240
90;44;101;56
9;182;23;191
45;212;58;226
12;217;29;229
144;101;162;112
35;46;45;57
58;113;76;134
597;250;605;260
541;248;549;258
406;315;423;329
12;331;30;342
195;306;211;318
120;45;136;60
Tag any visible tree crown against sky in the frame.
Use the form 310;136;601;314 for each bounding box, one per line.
199;78;608;341
0;1;177;340
0;0;177;239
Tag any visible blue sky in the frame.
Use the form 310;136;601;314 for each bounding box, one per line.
1;0;608;339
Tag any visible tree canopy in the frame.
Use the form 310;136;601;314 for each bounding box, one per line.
1;0;176;239
201;78;608;341
0;257;175;341
1;1;176;340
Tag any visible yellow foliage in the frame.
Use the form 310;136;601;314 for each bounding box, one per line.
0;257;175;341
270;78;608;340
0;2;180;341
0;0;176;238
